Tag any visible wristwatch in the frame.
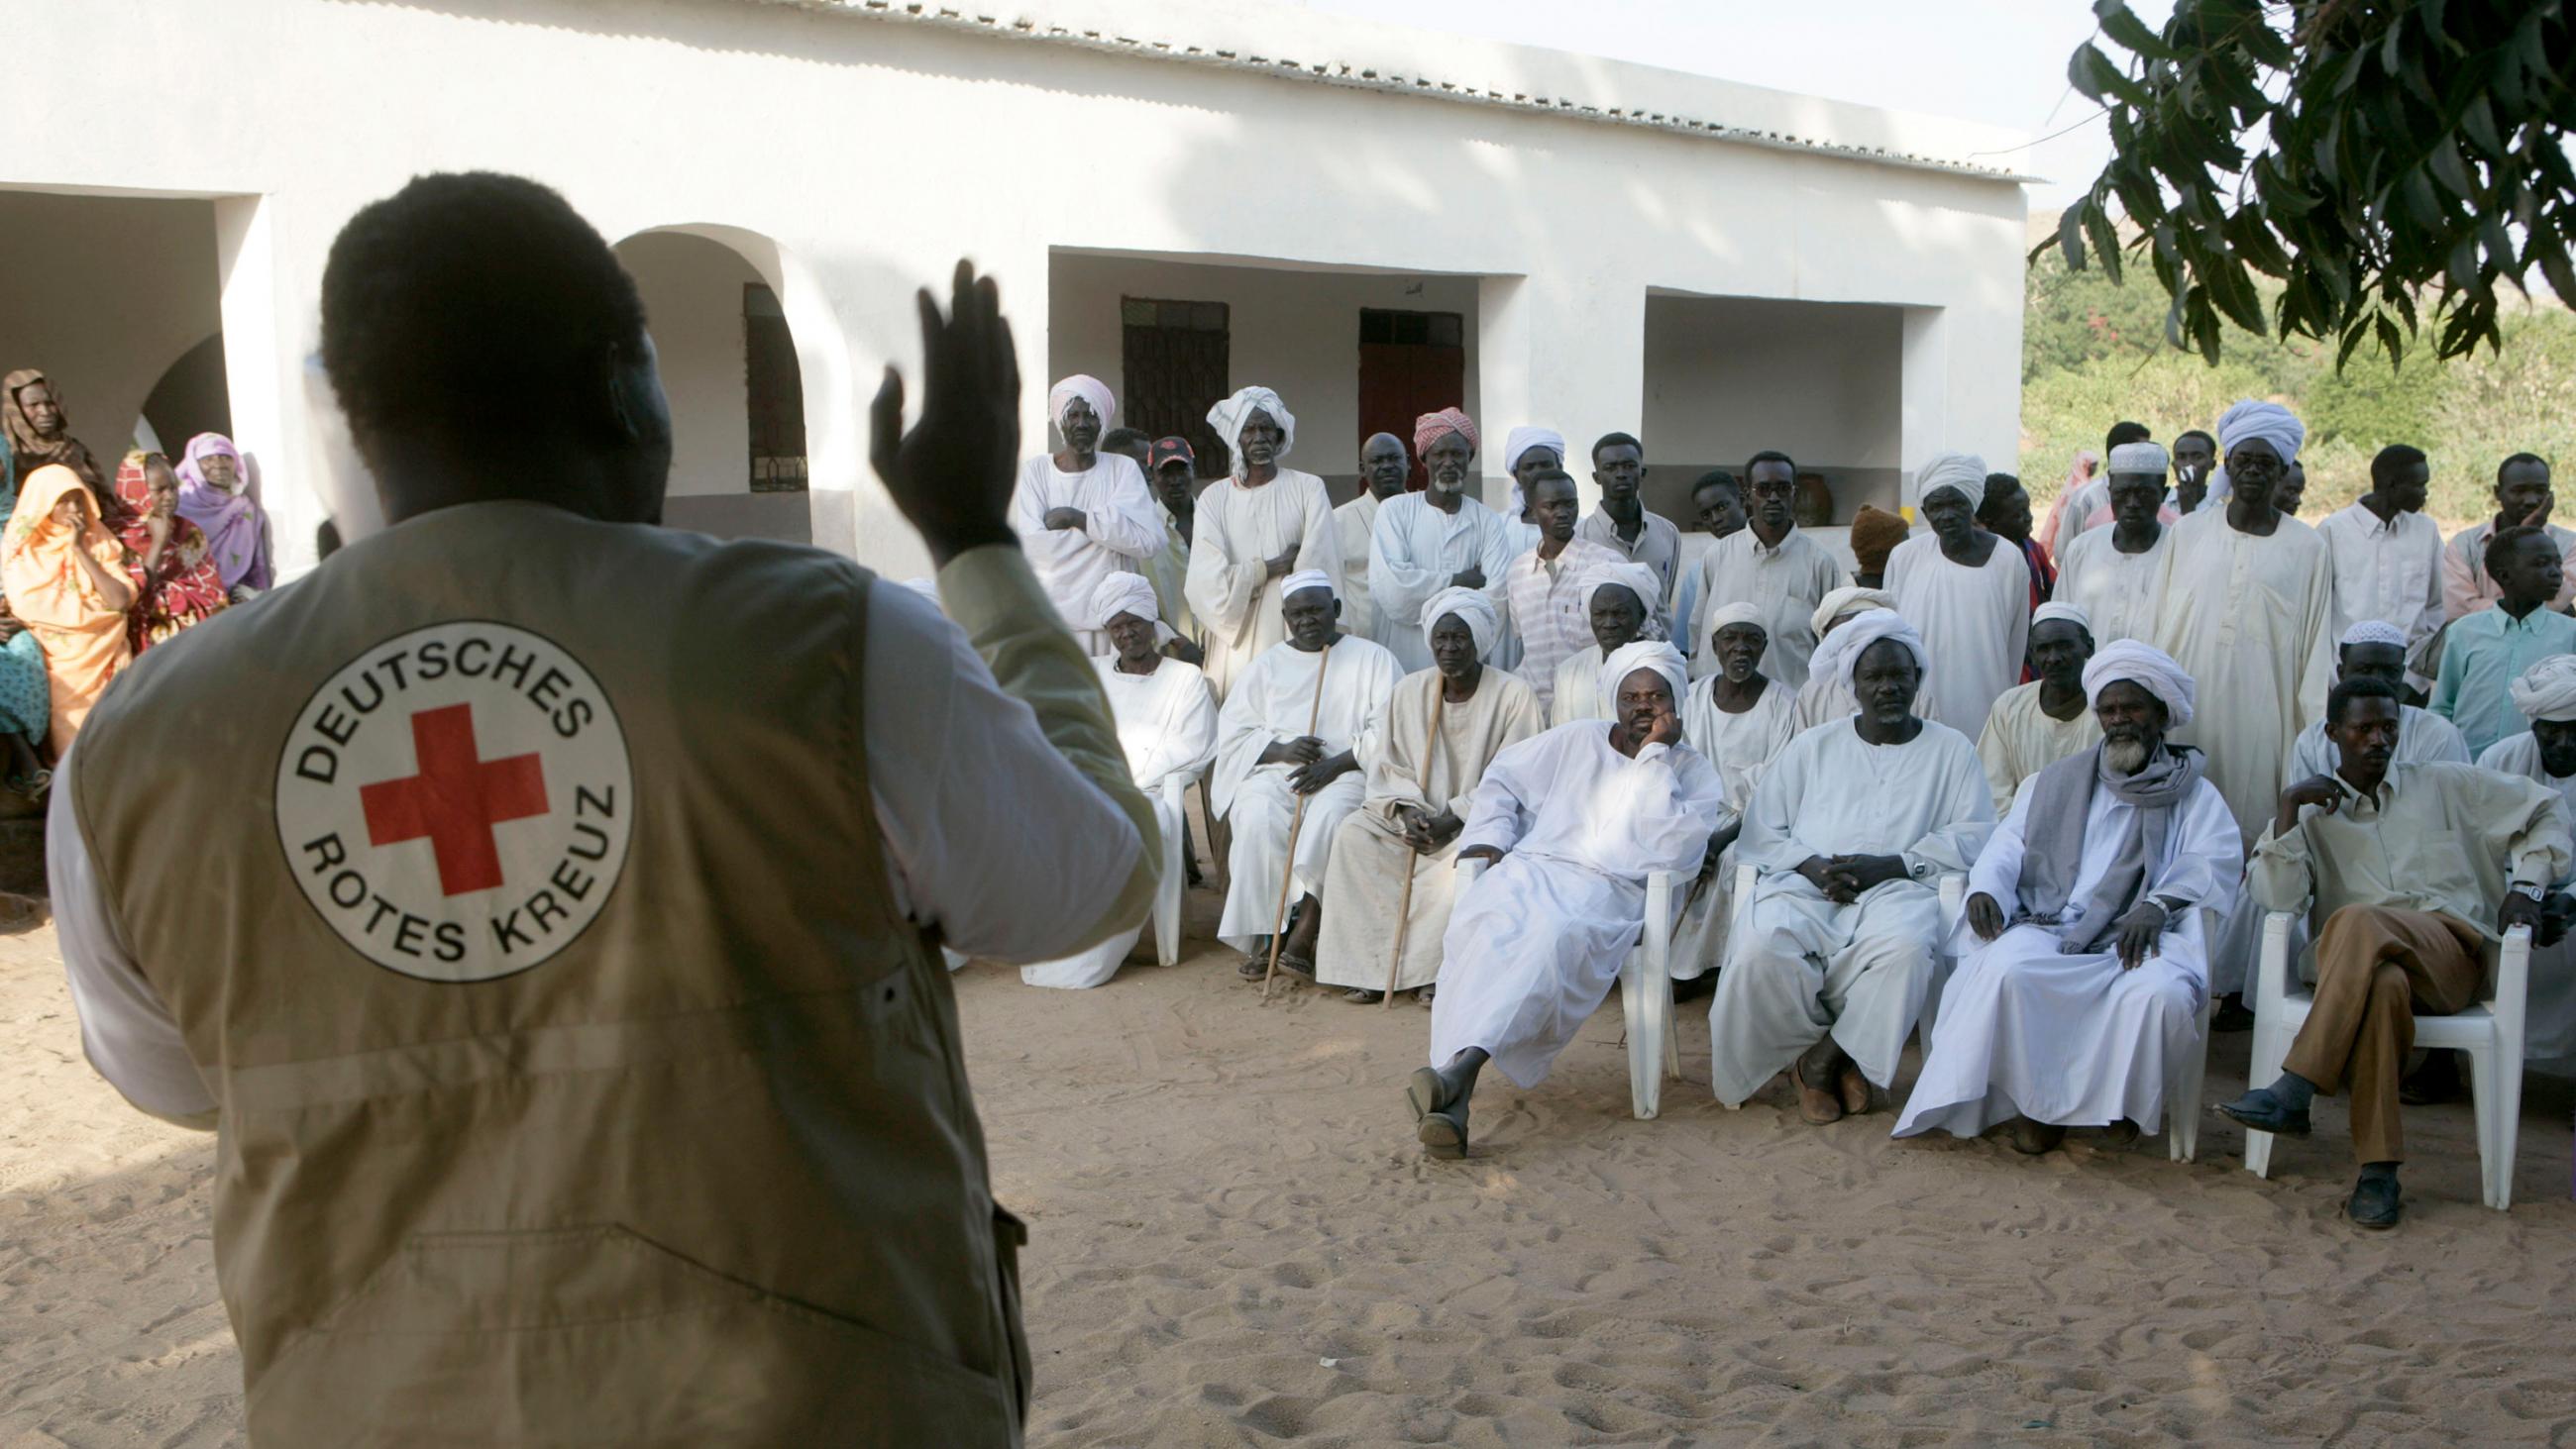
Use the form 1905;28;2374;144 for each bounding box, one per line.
2512;880;2547;902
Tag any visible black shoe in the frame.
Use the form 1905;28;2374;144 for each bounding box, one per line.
2217;1089;2310;1136
2345;1175;2403;1229
2211;997;2256;1032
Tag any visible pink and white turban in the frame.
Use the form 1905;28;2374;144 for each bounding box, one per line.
1047;374;1114;433
1414;408;1478;461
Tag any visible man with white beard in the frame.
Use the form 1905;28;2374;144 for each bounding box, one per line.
1366;408;1518;674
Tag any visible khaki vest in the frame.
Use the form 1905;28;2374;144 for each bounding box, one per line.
71;501;1027;1446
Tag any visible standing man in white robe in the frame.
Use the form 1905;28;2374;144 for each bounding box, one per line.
2054;444;2175;646
1407;642;1725;1156
1708;611;1994;1119
2315;445;2444;694
1334;432;1410;650
1677;450;1849;685
1314;588;1546;1003
1368;409;1517;673
1502;470;1624;714
1020;574;1220;988
1790;585;1894;730
1010;373;1165;653
1898;643;2241;1153
2474;655;2576;1073
1550;562;1662;726
1212;571;1401;976
1187;386;1342;698
1885;454;2028;737
2151;398;2335;867
1671;603;1802;983
1977;601;2101;814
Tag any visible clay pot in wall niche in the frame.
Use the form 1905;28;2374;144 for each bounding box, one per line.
1792;470;1834;529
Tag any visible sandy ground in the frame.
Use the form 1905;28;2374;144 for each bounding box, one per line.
7;886;2576;1446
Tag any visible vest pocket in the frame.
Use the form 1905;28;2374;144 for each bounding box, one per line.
248;1223;1017;1447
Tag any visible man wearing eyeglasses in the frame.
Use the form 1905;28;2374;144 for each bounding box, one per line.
1675;450;1850;685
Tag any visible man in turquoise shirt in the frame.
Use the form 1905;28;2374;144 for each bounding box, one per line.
2432;525;2576;755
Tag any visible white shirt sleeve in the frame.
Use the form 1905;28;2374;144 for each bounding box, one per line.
48;750;219;1125
862;575;1144;962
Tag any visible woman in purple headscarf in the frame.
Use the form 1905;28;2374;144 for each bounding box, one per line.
173;432;273;601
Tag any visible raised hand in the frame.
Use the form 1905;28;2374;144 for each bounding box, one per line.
870;259;1021;566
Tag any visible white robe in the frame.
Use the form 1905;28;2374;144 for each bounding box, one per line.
1428;722;1726;1087
1332;491;1388;648
1313;669;1547;991
1009;453;1166;654
1790;673;1856;733
2150;509;2334;847
1020;657;1220;987
1708;718;1995;1104
1884;532;2029;738
2052;525;2172;646
1212;635;1402;951
1670;676;1800;980
1895;770;2241;1137
1679;529;1849;685
1185;469;1342;699
2472;733;2576;1065
1976;681;2102;816
1367;492;1519;673
1549;644;1618;727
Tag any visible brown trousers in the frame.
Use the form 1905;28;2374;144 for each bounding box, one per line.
2282;905;2483;1164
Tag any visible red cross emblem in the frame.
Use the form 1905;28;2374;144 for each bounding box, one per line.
359;702;551;896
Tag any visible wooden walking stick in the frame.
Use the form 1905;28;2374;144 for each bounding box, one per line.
1259;640;1335;1001
1382;682;1448;1008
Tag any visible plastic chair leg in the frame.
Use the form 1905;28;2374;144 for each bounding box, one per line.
2465;1043;2504;1210
1621;951;1662;1120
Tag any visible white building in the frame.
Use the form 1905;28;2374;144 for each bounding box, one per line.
2;0;2029;579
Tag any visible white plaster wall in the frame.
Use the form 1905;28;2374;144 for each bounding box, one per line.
615;232;759;500
0;191;222;465
1;0;2025;579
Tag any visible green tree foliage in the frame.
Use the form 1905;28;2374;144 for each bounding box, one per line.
2051;0;2575;367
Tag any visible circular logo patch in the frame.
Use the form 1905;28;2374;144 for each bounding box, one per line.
273;622;634;982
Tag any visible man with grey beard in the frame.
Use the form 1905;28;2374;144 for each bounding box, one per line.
1896;641;2243;1157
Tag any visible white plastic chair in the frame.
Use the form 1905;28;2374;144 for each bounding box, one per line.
1150;774;1190;967
2243;909;2529;1208
1457;856;1681;1119
1717;862;1963;1110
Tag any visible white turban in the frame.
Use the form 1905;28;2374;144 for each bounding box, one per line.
2338;619;2409;651
1808;608;1929;693
2106;441;2169;475
1085;570;1160;630
1809;585;1894;640
1598;639;1688;711
1503;427;1566;475
2082;639;2196;728
1915;453;1988;513
2030;600;2093;634
2510;655;2576;723
1583;561;1666;641
1420;585;1500;659
2216;398;2305;465
1046;374;1114;433
1206;386;1297;477
1280;568;1335;598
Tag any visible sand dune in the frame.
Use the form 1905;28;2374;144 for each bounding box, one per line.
7;890;2574;1445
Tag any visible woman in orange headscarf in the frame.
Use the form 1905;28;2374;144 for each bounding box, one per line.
114;452;228;655
2;464;134;750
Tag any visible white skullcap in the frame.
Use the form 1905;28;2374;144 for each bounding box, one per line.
1420;585;1501;659
1705;601;1768;635
2082;639;2196;728
1206;386;1297;477
1915;453;1988;512
2216;398;2306;465
2510;655;2576;723
1598;639;1688;710
1503;426;1566;475
1583;561;1665;640
1809;608;1929;693
2030;600;2093;634
1085;570;1160;630
2106;441;2169;475
1047;374;1114;433
1280;568;1335;599
1810;585;1894;640
2338;619;2409;650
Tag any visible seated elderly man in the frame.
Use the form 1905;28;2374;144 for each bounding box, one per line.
1020;574;1221;987
2219;675;2569;1229
1896;642;2241;1153
1708;611;1995;1120
1976;601;2102;815
1668;603;1802;984
1315;588;1546;1004
1551;561;1663;725
1407;642;1726;1156
1213;570;1402;978
2470;656;2576;1077
1789;585;1894;730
